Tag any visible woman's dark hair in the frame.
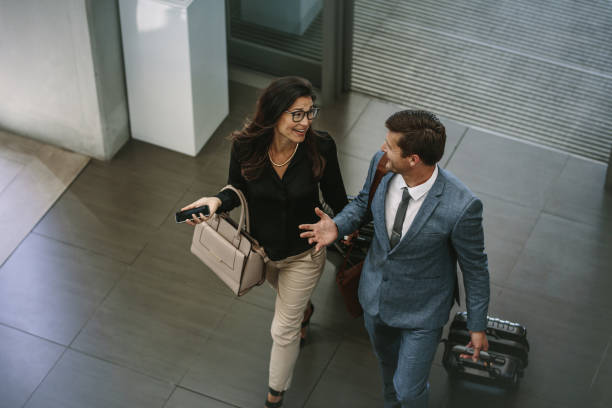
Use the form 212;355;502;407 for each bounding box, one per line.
230;76;325;181
385;110;446;166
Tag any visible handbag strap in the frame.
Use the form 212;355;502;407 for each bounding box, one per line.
218;185;270;263
220;184;250;234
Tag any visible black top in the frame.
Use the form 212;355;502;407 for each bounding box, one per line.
216;131;348;261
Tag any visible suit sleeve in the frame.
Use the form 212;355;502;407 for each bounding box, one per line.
451;198;490;332
333;151;384;238
215;145;244;213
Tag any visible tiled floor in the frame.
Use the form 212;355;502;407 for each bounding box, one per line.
0;130;88;266
1;80;611;408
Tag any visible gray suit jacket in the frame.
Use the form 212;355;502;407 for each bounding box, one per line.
334;151;490;331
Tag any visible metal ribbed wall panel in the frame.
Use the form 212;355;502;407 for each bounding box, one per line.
351;0;612;162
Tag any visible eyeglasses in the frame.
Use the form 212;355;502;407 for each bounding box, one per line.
284;107;320;122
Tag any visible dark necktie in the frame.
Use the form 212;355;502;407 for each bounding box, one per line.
390;188;411;249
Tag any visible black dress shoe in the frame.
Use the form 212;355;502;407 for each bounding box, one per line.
264;387;285;408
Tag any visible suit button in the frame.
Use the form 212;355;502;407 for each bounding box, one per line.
382;276;388;282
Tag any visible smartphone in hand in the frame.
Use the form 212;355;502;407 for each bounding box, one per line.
175;205;210;223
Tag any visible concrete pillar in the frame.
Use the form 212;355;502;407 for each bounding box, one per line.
0;0;129;160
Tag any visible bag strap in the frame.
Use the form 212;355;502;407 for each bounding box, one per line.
220;184;250;235
340;153;389;272
219;185;270;263
367;152;389;209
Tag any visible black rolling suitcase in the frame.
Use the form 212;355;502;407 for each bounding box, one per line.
442;312;529;389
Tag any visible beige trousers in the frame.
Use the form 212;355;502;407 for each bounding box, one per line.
266;247;327;391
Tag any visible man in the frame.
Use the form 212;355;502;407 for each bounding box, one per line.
299;110;490;407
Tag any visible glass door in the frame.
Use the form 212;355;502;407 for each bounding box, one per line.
226;0;353;103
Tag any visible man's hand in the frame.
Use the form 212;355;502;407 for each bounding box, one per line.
298;207;339;251
460;330;489;362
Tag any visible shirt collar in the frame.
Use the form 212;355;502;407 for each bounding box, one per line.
397;165;439;201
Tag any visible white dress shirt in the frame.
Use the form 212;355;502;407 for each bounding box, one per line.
385;166;439;241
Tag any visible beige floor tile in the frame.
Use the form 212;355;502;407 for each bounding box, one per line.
0;132;89;265
0;156;24;192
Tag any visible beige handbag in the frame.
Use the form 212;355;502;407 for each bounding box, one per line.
190;185;268;296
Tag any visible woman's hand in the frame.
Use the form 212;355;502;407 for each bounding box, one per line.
298;207;339;252
181;197;222;226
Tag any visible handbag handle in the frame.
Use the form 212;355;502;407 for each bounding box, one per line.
220;184;250;237
219;185;269;263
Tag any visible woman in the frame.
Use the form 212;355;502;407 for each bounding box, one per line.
181;76;348;407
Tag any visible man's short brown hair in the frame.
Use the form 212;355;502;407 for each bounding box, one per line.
385;110;446;166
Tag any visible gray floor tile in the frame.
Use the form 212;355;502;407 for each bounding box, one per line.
337;152;370;197
181;300;342;408
488;283;612;348
194;142;232;193
32;140;197;264
65;160;185;227
481;236;525;286
185;178;228;204
234;279;277;312
479;192;540;284
441;380;567;408
446;129;568;210
71;258;235;383
180;301;274;407
544;156;612;229
99;140;201;189
34;190;157;264
505;213;612;309
164;388;235;408
0;325;64;408
136;210;239;298
25;350;173;408
304;339;382;408
0;234;126;344
336;99;406;160
316;91;370;141
427;364;455;408
305;257;373;345
195;115;243;172
590;338;612;408
227;81;261;123
484;284;612;407
437;115;468;168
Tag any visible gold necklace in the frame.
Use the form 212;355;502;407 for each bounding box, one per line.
268;143;299;167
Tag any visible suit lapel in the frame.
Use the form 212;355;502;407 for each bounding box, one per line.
396;168;446;246
372;172;394;251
